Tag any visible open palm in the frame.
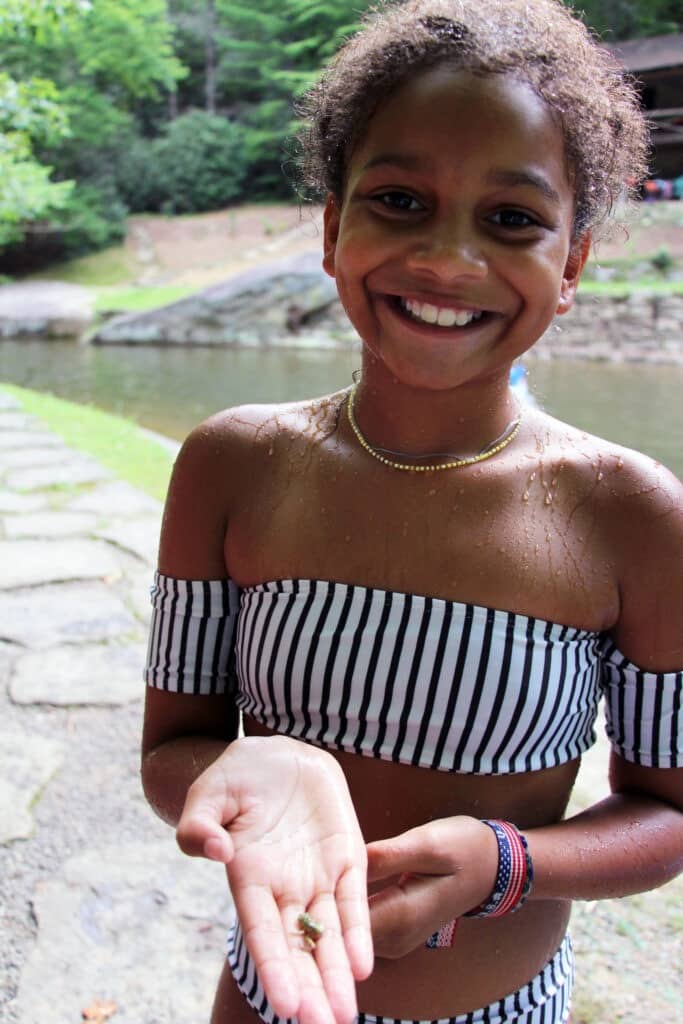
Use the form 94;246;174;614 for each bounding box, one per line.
177;735;373;1024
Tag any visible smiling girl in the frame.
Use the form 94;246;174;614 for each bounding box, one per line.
141;3;683;1024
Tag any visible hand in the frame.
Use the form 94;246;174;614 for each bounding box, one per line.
176;735;373;1024
366;816;498;959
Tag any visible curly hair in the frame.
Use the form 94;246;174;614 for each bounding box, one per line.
295;0;649;237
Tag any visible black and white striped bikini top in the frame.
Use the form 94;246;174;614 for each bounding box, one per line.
145;574;683;775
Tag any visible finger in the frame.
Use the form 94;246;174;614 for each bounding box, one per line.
366;832;452;882
285;898;354;1024
370;874;453;943
233;883;301;1020
335;863;373;980
309;893;359;1024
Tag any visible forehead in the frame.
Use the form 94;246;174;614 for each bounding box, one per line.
349;67;571;199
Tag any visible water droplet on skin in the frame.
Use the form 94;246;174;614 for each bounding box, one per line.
597;472;604;481
268;446;274;456
522;492;529;502
428;489;437;497
616;458;624;470
544;495;552;505
551;478;558;487
529;473;536;482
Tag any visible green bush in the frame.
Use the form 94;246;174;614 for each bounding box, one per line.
57;181;127;256
115;135;162;212
152;110;247;213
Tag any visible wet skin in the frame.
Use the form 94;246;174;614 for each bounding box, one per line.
145;68;683;1024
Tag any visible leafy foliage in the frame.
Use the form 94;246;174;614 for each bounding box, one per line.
568;0;682;40
150;111;248;213
2;0;681;268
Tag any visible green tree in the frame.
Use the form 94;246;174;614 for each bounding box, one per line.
0;0;80;248
1;0;186;260
570;0;683;40
213;0;367;193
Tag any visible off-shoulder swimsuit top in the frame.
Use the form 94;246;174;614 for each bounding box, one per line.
145;573;682;774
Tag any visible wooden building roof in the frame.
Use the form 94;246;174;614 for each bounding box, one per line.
607;33;683;73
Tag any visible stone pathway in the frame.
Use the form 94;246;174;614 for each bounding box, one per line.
0;389;233;1024
0;387;680;1024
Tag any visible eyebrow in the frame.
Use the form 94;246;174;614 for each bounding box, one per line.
360;155;561;204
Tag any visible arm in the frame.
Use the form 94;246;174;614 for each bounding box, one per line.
366;456;683;955
141;413;372;1024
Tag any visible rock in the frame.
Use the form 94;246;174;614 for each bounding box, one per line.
0;731;63;844
9;641;146;705
91;253;352;348
0;539;123;589
66;480;164;518
0;582;138;648
0;490;49;513
0;446;72;472
0;430;67;451
13;842;233;1024
0;282;93;339
4;455;111;490
96;517;161;563
3;511;98;538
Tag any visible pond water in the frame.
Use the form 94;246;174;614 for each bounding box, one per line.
2;338;682;480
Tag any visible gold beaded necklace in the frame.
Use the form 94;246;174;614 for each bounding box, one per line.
346;384;522;473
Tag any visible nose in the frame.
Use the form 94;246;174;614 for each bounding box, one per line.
405;218;488;282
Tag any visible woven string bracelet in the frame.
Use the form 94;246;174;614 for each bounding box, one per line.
425;819;534;949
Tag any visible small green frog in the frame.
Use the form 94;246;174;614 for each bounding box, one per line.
297;912;324;950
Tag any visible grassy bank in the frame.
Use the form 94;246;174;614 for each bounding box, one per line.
1;383;176;501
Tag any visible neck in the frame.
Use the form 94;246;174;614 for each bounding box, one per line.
353;362;520;458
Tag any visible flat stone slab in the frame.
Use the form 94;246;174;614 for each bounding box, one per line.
3;510;98;538
67;479;163;517
97;517;160;564
0;281;93;337
14;841;233;1023
0;539;122;589
0;730;63;844
0;412;39;431
5;455;111;491
10;641;146;704
0;583;138;648
0;489;49;512
0;445;71;471
0;391;22;410
127;567;155;625
0;429;64;450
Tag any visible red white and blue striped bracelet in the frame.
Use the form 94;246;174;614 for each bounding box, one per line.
425;819;534;949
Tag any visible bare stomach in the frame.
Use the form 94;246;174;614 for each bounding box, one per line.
242;716;579;1019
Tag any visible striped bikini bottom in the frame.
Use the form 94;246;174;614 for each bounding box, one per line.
227;919;574;1024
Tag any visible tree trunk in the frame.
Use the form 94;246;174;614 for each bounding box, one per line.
205;0;217;113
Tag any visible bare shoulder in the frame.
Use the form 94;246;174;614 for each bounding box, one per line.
526;408;683;668
158;392;345;578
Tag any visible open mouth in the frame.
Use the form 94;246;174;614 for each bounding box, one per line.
393;296;490;329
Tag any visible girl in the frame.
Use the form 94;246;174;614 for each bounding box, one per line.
141;3;683;1024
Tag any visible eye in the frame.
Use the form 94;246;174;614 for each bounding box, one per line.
372;191;424;213
490;208;540;229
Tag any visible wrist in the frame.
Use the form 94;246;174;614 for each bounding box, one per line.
463;819;534;918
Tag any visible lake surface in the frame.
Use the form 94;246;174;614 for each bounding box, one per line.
2;339;683;479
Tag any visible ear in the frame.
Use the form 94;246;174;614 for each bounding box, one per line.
322;193;340;279
556;231;591;316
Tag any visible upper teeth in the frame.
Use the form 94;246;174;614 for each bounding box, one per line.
402;299;483;327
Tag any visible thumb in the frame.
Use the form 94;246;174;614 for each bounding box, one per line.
176;780;239;862
367;833;451;883
176;809;236;862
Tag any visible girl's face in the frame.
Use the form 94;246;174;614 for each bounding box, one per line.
322;67;589;392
